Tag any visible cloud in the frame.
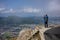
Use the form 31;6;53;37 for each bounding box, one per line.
0;8;16;13
45;0;60;16
0;7;41;13
0;8;5;11
23;8;41;13
48;0;60;12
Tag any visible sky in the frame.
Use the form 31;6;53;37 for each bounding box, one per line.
0;0;60;17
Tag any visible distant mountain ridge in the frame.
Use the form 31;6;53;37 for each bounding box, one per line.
0;16;43;25
0;16;60;26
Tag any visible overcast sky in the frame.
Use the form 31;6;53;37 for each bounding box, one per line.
0;0;60;17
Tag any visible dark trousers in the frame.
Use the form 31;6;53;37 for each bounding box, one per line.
45;22;48;28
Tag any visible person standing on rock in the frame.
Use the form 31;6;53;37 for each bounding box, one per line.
44;14;48;28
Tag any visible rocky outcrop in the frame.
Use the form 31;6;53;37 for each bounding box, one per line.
17;26;60;40
44;27;60;40
17;27;41;40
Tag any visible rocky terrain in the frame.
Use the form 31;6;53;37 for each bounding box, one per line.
17;26;60;40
